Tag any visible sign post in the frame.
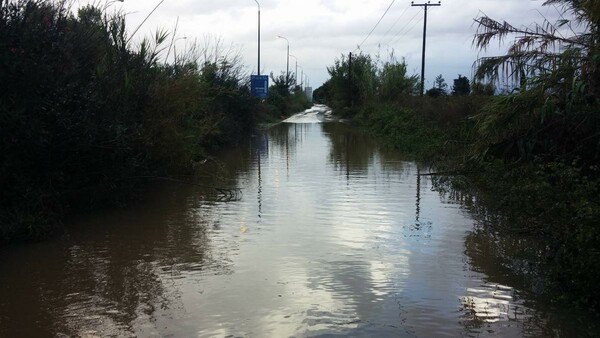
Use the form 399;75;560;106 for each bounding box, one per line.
251;75;269;98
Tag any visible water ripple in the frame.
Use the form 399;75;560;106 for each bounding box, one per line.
0;122;594;337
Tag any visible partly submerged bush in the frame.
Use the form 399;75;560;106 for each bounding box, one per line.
464;160;600;311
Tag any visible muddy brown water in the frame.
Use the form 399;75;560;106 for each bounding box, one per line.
0;111;596;337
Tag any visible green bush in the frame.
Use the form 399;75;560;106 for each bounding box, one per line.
0;0;261;243
356;102;448;157
472;0;600;164
469;161;600;311
266;73;311;116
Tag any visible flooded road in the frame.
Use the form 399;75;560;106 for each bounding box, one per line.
0;107;593;337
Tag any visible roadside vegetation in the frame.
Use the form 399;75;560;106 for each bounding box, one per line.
0;0;306;244
316;0;600;313
314;52;489;159
267;72;312;118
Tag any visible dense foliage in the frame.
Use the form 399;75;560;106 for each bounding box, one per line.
266;72;311;117
425;75;448;97
316;0;600;313
472;0;600;163
467;0;600;311
321;53;418;115
0;0;272;243
451;75;470;96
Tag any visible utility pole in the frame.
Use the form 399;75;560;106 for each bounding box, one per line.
276;36;290;85
411;1;441;96
289;54;298;87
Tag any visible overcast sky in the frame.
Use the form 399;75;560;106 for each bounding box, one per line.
79;0;561;90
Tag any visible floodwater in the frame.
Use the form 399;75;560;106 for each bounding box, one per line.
0;106;595;337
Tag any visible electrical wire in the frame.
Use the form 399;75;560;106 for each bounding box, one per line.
378;5;410;44
387;9;421;46
401;16;423;40
356;0;396;51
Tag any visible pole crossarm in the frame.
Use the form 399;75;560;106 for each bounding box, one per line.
410;1;441;7
411;1;441;96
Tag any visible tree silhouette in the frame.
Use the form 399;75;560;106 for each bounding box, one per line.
426;74;448;97
452;75;470;96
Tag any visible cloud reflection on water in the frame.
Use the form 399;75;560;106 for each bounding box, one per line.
0;121;592;337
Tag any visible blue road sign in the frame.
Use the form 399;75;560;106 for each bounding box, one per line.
251;75;269;98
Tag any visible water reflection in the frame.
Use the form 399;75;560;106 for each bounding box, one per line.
435;176;600;337
0;183;237;337
0;119;596;337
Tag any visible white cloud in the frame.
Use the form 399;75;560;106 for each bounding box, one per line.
77;0;563;89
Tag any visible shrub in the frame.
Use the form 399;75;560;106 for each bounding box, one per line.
0;0;261;243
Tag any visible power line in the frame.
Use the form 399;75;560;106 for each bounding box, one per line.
388;13;423;46
356;0;396;51
384;16;423;58
402;16;424;38
386;9;421;46
128;0;167;43
378;5;410;44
